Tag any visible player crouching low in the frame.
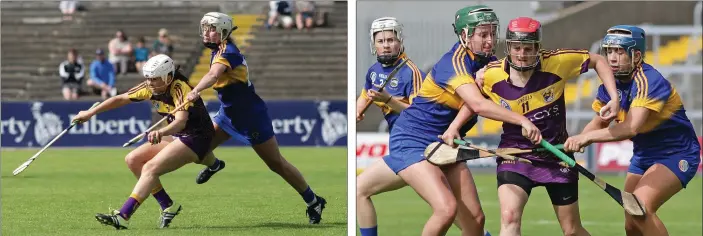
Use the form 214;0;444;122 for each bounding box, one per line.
73;54;214;229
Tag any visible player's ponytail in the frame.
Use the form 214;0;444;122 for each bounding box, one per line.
172;65;189;82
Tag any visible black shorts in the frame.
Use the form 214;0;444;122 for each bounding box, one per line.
497;171;578;206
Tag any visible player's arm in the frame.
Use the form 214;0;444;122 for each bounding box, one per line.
455;84;529;126
367;89;410;112
72;93;132;123
581;114;611;134
157;110;189;136
356;69;376;122
587;53;620;119
583;107;649;143
191;63;227;95
440;104;475;146
455;84;541;143
385;96;410;111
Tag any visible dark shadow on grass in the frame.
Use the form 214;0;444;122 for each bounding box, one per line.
177;221;346;230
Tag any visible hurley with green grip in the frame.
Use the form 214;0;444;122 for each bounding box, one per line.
540;140;646;216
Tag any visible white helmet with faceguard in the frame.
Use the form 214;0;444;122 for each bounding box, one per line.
369;17;404;65
200;12;238;49
142;54;175;94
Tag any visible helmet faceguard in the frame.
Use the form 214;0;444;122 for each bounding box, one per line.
453;5;500;60
200;12;237;50
142;54;176;95
505;17;542;72
370;17;404;66
600;25;646;78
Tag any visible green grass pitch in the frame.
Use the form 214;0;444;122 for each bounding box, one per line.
2;147;347;236
359;170;701;235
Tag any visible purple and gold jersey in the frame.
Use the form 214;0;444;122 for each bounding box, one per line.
478;49;591;183
592;63;700;158
127;79;214;138
359;53;425;130
397;42;496;136
210;39;267;111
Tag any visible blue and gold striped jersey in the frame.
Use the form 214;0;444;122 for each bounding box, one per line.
397;42;496;135
592;63;700;158
210;39;267;111
360;53;425;130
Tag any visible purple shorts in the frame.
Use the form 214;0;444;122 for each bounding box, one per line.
174;134;212;160
497;158;579;184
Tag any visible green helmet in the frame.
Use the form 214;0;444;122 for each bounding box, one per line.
453;5;499;57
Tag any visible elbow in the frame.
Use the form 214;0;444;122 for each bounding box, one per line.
466;100;485;115
616;124;638;139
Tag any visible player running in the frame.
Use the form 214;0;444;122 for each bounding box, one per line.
354;16;427;236
473;17;621;236
564;25;701;236
185;12;326;224
73;54;209;229
379;6;543;236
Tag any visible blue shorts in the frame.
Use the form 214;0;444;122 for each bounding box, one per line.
628;153;700;188
213;105;275;146
383;125;437;174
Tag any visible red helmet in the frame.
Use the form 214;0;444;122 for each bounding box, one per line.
505;17;542;71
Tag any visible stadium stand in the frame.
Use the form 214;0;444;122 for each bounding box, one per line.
1;1;214;101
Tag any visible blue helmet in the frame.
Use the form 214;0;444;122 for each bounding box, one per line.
600;25;646;76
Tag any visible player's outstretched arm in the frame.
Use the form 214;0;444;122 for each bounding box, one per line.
455;84;542;143
565;107;649;152
588;53;620;120
188;63;227;101
72;94;132;123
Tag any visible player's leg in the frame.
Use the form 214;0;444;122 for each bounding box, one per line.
123;137;176;211
398;161;457;236
547;182;590;236
628;163;687;236
194;109;233;184
96;139;197;229
125;140;198;219
442;163;486;236
356;157;407;236
623;158;646;236
252;135;327;224
497;171;532;236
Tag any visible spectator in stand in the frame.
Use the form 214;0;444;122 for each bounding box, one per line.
58;49;85;100
295;1;316;31
134;37;150;73
152;28;174;57
87;49;117;100
108;30;132;75
59;1;80;21
267;1;294;29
